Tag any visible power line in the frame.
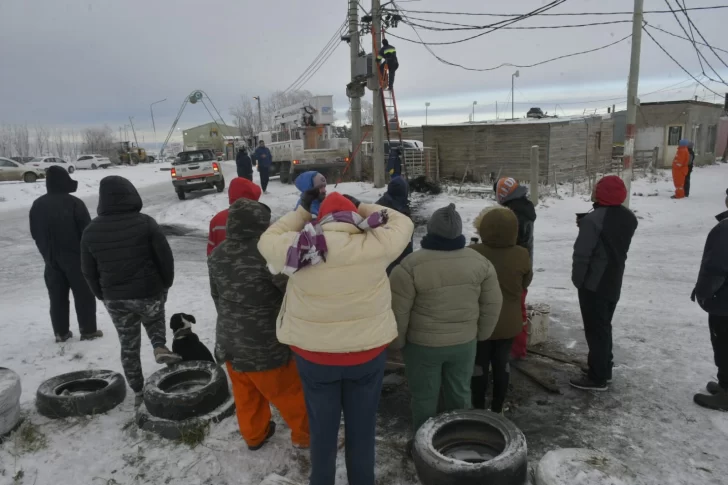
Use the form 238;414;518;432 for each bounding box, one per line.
402;17;632;31
674;0;728;70
382;5;728;17
645;24;728;54
283;20;347;93
386;0;568;46
292;39;345;92
642;26;721;96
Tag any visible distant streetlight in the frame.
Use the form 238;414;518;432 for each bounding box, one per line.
253;96;263;133
425;102;431;125
512;70;520;120
150;98;167;157
472;101;477;122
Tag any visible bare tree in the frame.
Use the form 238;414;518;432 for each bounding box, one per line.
53;129;67;159
231;90;315;135
348;99;374;126
34;124;51;155
82;125;115;157
0;125;12;157
263;90;313;130
12;124;30;158
230;95;257;139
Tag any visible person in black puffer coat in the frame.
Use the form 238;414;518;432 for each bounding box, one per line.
376;176;413;274
30;166;100;343
81;176;180;400
236;147;253;181
494;177;536;260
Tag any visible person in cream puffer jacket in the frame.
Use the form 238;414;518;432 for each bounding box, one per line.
258;191;414;485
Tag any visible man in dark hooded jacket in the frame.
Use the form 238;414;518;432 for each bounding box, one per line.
377;176;413;274
81;176;180;403
691;189;728;411
571;175;637;391
30;166;101;342
236;147;254;181
495;177;536;260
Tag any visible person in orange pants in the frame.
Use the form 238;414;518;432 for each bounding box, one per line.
208;197;309;450
672;139;690;199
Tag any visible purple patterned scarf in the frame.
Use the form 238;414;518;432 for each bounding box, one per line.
283;210;388;275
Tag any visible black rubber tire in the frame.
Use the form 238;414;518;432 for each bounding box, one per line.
0;368;21;416
143;361;229;421
36;370;127;419
177;189;186;200
279;163;291;184
91;164;97;170
413;410;528;485
67;166;75;174
102;165;108;169
23;172;37;183
215;179;225;193
136;393;236;440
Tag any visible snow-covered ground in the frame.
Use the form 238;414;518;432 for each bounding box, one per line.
0;163;173;211
1;163;727;484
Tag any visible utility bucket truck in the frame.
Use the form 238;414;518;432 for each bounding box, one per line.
257;95;349;184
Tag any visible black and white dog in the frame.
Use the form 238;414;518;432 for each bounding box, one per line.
169;313;215;363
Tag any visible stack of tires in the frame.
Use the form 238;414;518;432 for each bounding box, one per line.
136;361;236;439
0;368;22;438
36;370;127;419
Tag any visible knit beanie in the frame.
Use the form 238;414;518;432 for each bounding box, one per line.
496;177;519;204
595;175;627;206
427;203;462;239
318;192;357;219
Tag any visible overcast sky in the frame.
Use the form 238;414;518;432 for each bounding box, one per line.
1;0;726;144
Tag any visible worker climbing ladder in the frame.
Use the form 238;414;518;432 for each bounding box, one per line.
374;31;405;177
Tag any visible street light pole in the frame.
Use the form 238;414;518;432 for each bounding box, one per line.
253;96;263;133
425;102;430;125
512;70;520;120
472;101;477;122
150;98;167;159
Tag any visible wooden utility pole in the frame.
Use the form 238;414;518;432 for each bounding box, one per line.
530;145;540;205
371;0;386;188
349;0;363;179
622;0;644;207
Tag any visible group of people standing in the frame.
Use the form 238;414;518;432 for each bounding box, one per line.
27;159;728;485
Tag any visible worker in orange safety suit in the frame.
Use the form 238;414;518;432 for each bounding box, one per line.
672;139;691;199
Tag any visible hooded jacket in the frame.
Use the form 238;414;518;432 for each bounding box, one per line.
469;207;533;340
572;176;637;302
693;210;728;316
207;177;263;256
208;198;290;372
81;176;174;300
673;145;690;175
258;204;414;354
376;176;413;274
496;182;536;259
253;146;273;168
29;166;91;267
294;171;325;218
235;149;253;176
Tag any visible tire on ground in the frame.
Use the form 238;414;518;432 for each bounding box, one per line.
535;448;636;485
413;409;528;485
36;370;126;419
143;361;229;421
136;393;235;439
0;405;22;438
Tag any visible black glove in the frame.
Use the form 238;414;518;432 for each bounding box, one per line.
301;188;325;213
690;289;696;302
343;194;361;208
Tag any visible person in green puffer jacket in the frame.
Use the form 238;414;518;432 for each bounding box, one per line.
468;206;533;413
389;203;503;438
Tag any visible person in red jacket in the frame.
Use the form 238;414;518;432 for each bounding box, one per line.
672;139;690;199
207;177;262;256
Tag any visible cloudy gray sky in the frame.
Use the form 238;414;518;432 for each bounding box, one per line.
1;0;726;143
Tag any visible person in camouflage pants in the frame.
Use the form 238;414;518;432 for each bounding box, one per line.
105;295;168;393
208;197;309;451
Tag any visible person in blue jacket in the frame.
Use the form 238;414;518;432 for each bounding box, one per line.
253;141;273;193
294;171;327;219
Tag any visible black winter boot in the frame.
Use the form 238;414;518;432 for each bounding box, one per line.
707;381;721;395
694;389;728;411
55;331;73;343
248;421;276;451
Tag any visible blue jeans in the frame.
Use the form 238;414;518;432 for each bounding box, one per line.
294;351;386;485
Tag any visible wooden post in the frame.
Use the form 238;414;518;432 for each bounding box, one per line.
530;145;539;205
552;165;558;196
572;163;576;197
652;146;659;174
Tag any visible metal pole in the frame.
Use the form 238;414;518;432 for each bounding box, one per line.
150;98;166;159
371;0;386;188
426;102;430;126
530;145;540;206
622;0;644;208
512;75;515;120
254;96;263;133
349;0;363;179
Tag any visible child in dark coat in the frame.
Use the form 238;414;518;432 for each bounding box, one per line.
376;176;413;275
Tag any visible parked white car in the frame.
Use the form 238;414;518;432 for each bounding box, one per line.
0;157;45;183
76;154;112;170
27;156;76;173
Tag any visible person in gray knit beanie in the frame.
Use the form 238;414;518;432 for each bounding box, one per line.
427;203;462;240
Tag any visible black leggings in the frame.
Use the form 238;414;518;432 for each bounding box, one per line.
471;338;514;412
